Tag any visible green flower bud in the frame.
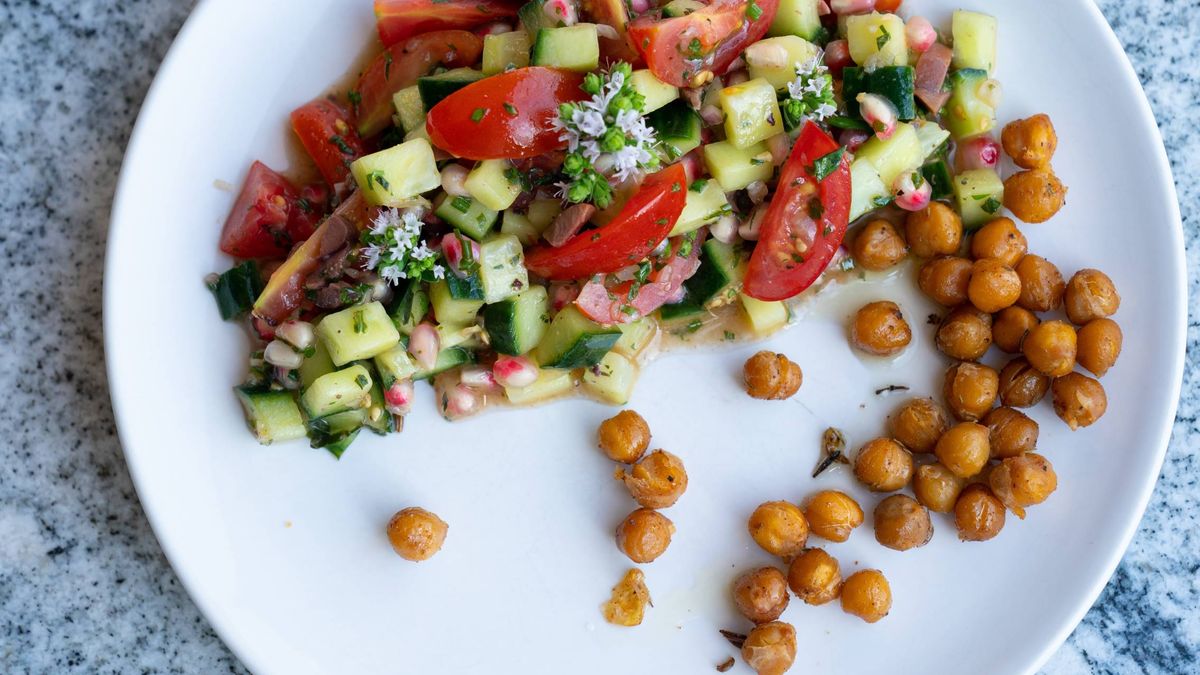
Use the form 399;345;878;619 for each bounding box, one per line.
600;127;626;153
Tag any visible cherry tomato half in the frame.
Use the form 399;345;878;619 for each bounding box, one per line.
629;0;779;87
574;231;704;324
219;161;329;259
743;121;851;301
426;67;587;160
374;0;519;47
290;99;364;187
525;164;688;280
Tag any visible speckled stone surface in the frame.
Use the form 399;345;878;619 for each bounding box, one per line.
0;1;1195;673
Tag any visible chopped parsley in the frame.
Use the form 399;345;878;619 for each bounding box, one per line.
450;195;472;213
982;196;1003;214
470;107;487;122
746;0;762;21
876;25;891;50
352;310;367;334
366;170;390;192
810;147;845;181
503;102;518;116
689;179;708;193
330;135;354;155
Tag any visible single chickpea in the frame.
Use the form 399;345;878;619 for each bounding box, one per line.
1076;318;1123;377
840;569;892;623
968;258;1022;313
998;357;1051;408
850;301;912;356
934;422;991;478
873;494;933;551
748;501;810;558
741;621;797;675
1003;169;1068;223
1064;269;1121;325
913;463;965;513
983;406;1040;459
989;453;1058;519
744;351;803;400
386;507;449;562
1052;372;1108;430
597;410;651;464
733;567;791;624
615;508;675;563
854;438;914;492
936;305;993;361
918;256;974;306
788;548;842;605
970;217;1027;267
954;483;1007;541
1023;320;1078;377
618;449;688;509
992;306;1039;354
906;202;963;257
804;490;865;542
852;219;908;271
890;398;951;453
1014;255;1065;312
602;569;651;627
943;361;1000;422
1001;114;1058;169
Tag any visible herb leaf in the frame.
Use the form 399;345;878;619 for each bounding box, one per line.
810;147;846;182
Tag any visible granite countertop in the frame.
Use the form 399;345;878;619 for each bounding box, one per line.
1;1;1196;673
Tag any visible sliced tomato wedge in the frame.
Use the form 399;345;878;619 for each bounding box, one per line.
426;67;588;160
743;121;852;302
219;161;327;259
525;164;688;280
575;232;705;324
374;0;519;47
354;30;483;138
290;100;364;186
629;0;779;87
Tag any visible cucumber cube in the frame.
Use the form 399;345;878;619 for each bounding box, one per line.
670;179;730;236
849;158;888;221
582;351;638;405
854;122;921;188
952;10;998;73
388;283;431;334
953;168;1005;230
768;0;822;41
944;69;996;139
629;69;679;114
613;318;658;358
297;334;335;391
478;234;529;304
647;100;702;161
718;78;783;149
913;119;951;160
465;159;522;211
430;279;485;326
351;139;441;207
417;68;484;110
662;0;704;17
533;305;621;369
500;210;541;246
503;368;574;405
531;24;599;72
235;388;307;445
316;302;401;366
845;12;908;67
483;31;532;75
484;285;550;355
374;344;418;388
703;139;774;192
526;198;562;229
414;346;475;380
746;36;820;91
435;194;498;240
391;86;425;133
740;294;790;335
301;365;374;418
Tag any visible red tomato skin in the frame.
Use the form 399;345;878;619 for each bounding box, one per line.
355;30;483;138
287;182;330;243
525;164;688;281
290;100;365;186
426;67;588;160
629;0;779;87
374;0;519;47
743;121;852;302
219;161;302;259
875;0;903;11
580;0;643;65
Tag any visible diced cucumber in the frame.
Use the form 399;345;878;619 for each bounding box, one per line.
519;0;558;37
414;346;475;380
746;36;820;91
445;270;485;301
504;368;574;405
629;69;679;114
297;335;335;391
483;286;550;355
307;408;366;451
404;124;432;144
435;194;498;240
740;294;790;335
316;302;401;366
533;305;622;369
301;365;374;418
526;198;562;229
718;78;783;149
845;12;907;67
913;119;952;160
352;360;394;434
465;159;522;211
350;139;441;207
855;122;922;189
684;239;745;307
952;10;998;73
430;279;485;326
581;351;638;405
437;324;482;350
374;344;418;388
704;139;774;192
235;387;307;445
531;25;599;71
662;0;704;17
613;318;657;358
391;86;425;133
659;293;705;322
478;234;528;304
483;31;532;75
417;68;484;110
842;66;915;121
647;100;702;161
849;158;888;221
388;282;430;334
921;160;954;201
669;178;730;236
500;210;541;246
768;0;822;42
319;427;361;459
953;168;1005;230
944;69;996;139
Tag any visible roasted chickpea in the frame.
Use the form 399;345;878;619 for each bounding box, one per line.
1023;320;1078;377
1001;114;1058;169
744;351;803;400
1014;255;1065;312
804;490;864;542
386;507;448;562
733;567;791;624
597;410;651;463
854;438;914;492
913;463;965;513
934;422;990;478
852;219;908;271
788;548;842;605
840;570;892;623
742;621;797;675
943;362;999;421
619;449;688;508
748;501;810;558
615;508;675;563
1052;372;1108;430
983;406;1039;459
850;301;911;356
970;217;1027;267
1003;169;1068;223
918;256;974;306
998;357;1051;408
992;306;1039;353
954;483;1007;541
1064;269;1121;325
968;258;1022;313
889;397;950;454
1077;318;1123;377
873;495;933;551
989;453;1058;519
936;305;993;361
906;202;963;257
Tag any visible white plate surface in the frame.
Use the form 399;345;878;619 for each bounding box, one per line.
105;1;1186;673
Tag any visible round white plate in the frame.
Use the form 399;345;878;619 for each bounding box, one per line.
106;1;1185;673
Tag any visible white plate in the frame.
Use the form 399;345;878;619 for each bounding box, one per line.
105;1;1185;673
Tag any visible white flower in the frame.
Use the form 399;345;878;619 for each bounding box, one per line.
361;205;442;285
573;108;608;137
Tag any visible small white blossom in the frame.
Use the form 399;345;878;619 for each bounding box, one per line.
361;206;444;285
785;56;837;126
